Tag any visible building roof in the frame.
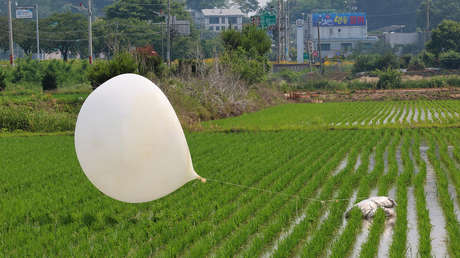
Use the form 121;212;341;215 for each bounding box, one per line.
202;9;244;17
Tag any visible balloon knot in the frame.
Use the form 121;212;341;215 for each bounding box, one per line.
198;176;207;183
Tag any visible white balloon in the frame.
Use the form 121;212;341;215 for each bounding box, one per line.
75;73;201;203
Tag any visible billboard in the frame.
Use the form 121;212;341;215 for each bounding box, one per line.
312;13;366;27
16;8;34;19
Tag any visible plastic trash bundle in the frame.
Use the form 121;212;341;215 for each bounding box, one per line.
346;196;397;219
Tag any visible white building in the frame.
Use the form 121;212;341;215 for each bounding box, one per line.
201;9;244;32
307;13;377;58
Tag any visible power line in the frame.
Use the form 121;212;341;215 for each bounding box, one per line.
1;31;160;42
366;11;417;17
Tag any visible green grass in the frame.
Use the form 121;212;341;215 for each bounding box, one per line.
203;100;460;131
1;101;460;256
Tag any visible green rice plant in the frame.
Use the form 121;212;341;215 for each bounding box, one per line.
328;130;391;257
389;131;413;257
240;137;378;257
154;132;319;254
425;131;460;257
298;136;376;258
359;208;387;257
212;134;363;258
158;131;354;257
270;132;377;258
411;129;432;257
355;131;400;257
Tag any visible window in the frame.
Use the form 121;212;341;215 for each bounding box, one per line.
209;17;219;24
320;44;331;51
216;26;220;31
221;17;225;24
221;26;226;30
209;26;213;31
341;43;353;51
228;17;237;24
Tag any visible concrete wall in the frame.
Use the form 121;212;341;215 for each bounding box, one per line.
312;26;367;40
383;32;422;47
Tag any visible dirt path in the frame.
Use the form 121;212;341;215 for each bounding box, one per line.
288;88;460;102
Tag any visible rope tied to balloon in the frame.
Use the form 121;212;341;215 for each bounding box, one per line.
74;74;349;205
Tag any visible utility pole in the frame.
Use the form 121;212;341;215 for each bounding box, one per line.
426;0;430;43
8;0;14;66
317;21;322;74
285;0;289;62
167;0;171;67
35;4;40;60
88;0;93;64
277;0;281;63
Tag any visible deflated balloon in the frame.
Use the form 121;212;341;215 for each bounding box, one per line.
75;73;200;203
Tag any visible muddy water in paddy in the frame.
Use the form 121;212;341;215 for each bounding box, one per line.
377;187;396;258
391;109;401;124
426;109;433;122
406;107;413;123
406;187;419;257
407;144;420;256
433;110;440;121
399;108;406;123
440;111;446;119
350;219;372;257
414;108;419;122
382;108;395;124
332;155;348;176
326;190;359;257
420;146;449;258
368;151;376;173
420;108;425;121
377;145;402;257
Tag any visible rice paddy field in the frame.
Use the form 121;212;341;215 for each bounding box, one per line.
1;100;460;257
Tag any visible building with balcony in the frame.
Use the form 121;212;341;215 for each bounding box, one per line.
201;9;244;32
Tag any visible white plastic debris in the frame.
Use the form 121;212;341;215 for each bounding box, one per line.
346;196;397;219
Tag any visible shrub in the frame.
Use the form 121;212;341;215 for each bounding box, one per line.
87;52;137;89
42;70;58;91
0;68;6;91
400;54;412;69
353;53;399;73
376;68;402;89
420;50;437;67
220;47;270;85
374;52;400;70
352;55;377;73
274;69;303;83
408;56;425;71
135;50;166;78
439;50;460;69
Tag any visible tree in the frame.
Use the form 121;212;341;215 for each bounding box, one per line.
93;18;161;58
233;0;259;14
221;25;271;57
105;0;188;21
0;16;9;51
40;12;87;61
14;19;38;56
220;26;271;84
417;0;460;30
186;0;226;10
426;20;460;55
